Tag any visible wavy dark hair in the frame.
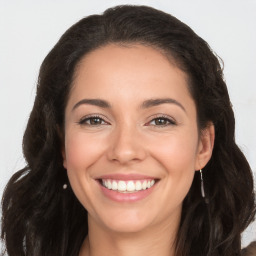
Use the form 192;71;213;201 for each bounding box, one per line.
1;5;255;256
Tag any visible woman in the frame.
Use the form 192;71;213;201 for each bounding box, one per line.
1;5;255;256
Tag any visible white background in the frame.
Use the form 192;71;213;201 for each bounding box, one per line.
0;0;255;248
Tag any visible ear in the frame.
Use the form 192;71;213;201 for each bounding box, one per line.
195;122;215;170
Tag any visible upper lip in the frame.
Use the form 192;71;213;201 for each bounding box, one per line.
95;173;158;180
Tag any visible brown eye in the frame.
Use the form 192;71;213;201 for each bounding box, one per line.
154;118;169;125
146;116;176;127
79;116;108;126
89;117;103;125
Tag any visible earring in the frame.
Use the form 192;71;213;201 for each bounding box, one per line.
200;169;205;198
63;184;67;190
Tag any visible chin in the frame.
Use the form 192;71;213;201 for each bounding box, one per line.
95;208;155;234
106;219;151;234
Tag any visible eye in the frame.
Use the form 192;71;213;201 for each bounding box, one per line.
78;115;109;126
145;115;176;127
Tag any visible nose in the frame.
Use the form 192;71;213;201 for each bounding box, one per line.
107;123;147;164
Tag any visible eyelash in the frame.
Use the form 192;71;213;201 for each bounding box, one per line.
78;114;176;127
145;114;176;127
78;115;109;126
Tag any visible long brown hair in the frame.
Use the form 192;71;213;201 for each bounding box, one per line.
1;5;255;256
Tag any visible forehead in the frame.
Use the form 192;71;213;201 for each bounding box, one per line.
74;43;181;79
68;43;194;110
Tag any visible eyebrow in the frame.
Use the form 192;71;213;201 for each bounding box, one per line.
72;98;186;113
72;99;111;111
141;98;186;112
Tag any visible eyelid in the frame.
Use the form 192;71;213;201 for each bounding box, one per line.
76;113;176;127
78;114;110;125
145;114;177;126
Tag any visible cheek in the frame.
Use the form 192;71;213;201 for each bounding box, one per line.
151;130;199;171
64;131;107;211
140;131;198;223
64;131;106;171
149;129;198;198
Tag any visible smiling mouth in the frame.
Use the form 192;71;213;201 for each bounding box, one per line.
99;179;157;193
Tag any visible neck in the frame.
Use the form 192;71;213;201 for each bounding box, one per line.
79;215;179;256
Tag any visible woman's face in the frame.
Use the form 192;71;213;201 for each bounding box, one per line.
63;44;213;234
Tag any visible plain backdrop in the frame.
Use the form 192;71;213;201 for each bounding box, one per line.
0;0;255;248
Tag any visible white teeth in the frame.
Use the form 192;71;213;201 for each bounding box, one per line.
107;180;112;190
150;180;155;186
135;180;142;191
102;179;156;193
127;181;135;192
142;180;147;190
118;181;126;192
112;180;118;190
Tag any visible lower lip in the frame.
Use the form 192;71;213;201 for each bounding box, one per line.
99;182;157;202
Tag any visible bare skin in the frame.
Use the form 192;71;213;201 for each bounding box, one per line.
63;44;215;256
79;215;178;256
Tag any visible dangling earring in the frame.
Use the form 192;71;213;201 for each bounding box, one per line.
63;184;67;190
200;169;205;198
